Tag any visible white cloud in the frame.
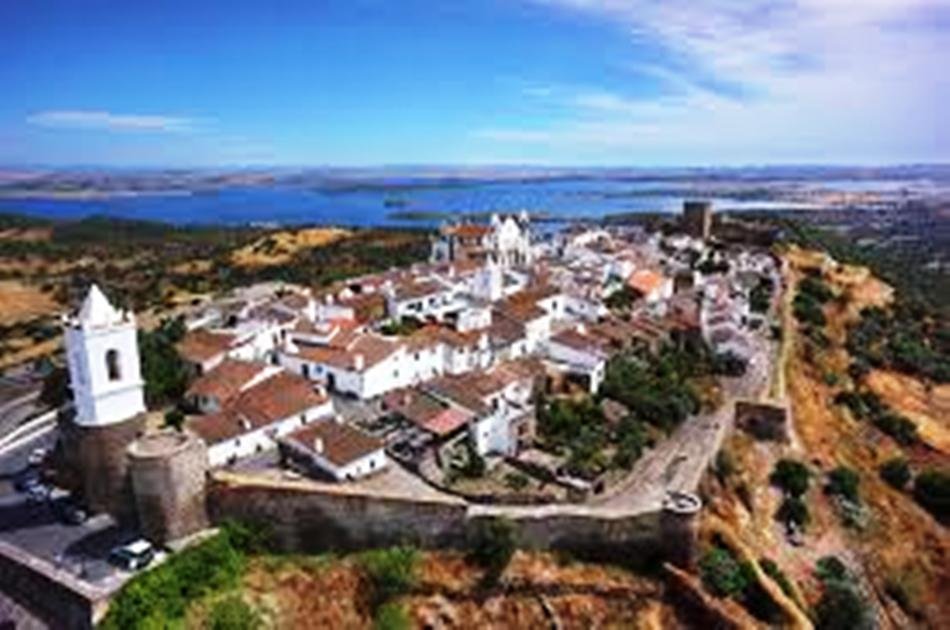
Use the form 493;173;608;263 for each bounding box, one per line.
27;110;199;133
483;0;950;163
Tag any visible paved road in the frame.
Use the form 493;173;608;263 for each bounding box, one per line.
591;328;775;512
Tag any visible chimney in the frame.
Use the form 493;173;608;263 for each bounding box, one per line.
354;353;365;371
576;323;587;335
313;437;324;454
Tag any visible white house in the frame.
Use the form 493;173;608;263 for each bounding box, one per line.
280;418;388;481
63;284;146;427
187;370;334;467
544;326;608;394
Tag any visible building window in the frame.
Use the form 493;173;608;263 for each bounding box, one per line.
105;349;121;381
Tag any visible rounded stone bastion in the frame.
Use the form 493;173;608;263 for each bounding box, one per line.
660;490;702;569
127;430;209;545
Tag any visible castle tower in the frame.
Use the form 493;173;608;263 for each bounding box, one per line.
61;285;146;519
64;284;146;426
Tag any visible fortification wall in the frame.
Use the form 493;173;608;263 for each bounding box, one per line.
0;539;107;630
208;475;696;565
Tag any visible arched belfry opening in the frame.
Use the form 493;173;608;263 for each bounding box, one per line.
106;348;122;381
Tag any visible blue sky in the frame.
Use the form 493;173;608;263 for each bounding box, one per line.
1;0;947;167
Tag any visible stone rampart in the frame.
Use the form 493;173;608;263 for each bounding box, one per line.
207;473;696;566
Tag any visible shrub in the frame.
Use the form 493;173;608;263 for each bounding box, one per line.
815;556;850;584
163;408;185;431
699;547;751;598
825;467;860;504
207;595;260;630
879;457;911;490
374;602;411;630
759;557;796;602
770;459;811;497
504;472;529;491
101;532;245;629
776;496;810;528
814;581;872;630
359;547;418;609
713;449;736;483
468;518;516;585
913;469;950;522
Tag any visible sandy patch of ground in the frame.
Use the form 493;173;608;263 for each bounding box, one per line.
865;370;950;454
0;227;52;242
0;280;59;325
231;228;350;267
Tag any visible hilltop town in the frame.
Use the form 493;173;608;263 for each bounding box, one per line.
0;201;947;629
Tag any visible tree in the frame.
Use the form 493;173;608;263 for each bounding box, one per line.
814;581;872;630
359;547;418;610
700;547;751;598
879;457;911;490
163;409;185;431
777;496;810;528
139;318;190;408
770;459;811;497
468;518;516;586
825;467;860;504
913;469;949;522
38;365;71;409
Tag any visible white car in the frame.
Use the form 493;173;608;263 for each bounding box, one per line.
109;539;155;571
28;447;48;467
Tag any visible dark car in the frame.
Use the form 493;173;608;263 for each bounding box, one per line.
51;497;88;525
13;468;41;493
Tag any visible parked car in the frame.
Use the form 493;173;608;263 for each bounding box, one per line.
109;539;154;571
51;497;88;525
25;483;50;503
27;447;49;467
13;469;41;493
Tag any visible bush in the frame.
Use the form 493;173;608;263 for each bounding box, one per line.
163;408;185;431
814;581;872;630
815;556;850;584
207;595;260;630
359;547;418;609
776;496;810;528
913;469;950;522
101;532;245;629
699;547;752;598
713;449;736;483
759;557;796;602
468;518;516;585
770;459;811;497
374;602;411;630
825;467;860;504
504;472;529;491
879;457;911;490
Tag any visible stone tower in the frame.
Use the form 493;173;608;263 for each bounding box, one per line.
62;285;146;519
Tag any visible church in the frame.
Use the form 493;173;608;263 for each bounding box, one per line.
430;212;533;267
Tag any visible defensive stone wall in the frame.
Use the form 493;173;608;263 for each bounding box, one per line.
0;539;108;630
207;474;696;566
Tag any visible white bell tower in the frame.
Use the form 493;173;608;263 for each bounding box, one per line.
63;284;146;427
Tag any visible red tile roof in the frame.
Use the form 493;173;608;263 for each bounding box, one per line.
176;329;237;364
188;371;328;445
287;420;384;467
185;359;266;404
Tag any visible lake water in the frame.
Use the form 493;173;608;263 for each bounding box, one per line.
0;177;919;228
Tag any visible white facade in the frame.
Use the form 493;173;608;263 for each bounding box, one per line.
63;285;146;427
206;399;334;467
305;444;388;481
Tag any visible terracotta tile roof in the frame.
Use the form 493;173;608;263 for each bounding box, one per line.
627;269;668;296
295;333;401;372
550;328;606;355
188;370;329;445
176;329;237;364
392;279;445;301
287;420;384;467
383;389;472;437
425;359;536;414
487;314;526;347
442;223;491;239
185;359;266;404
